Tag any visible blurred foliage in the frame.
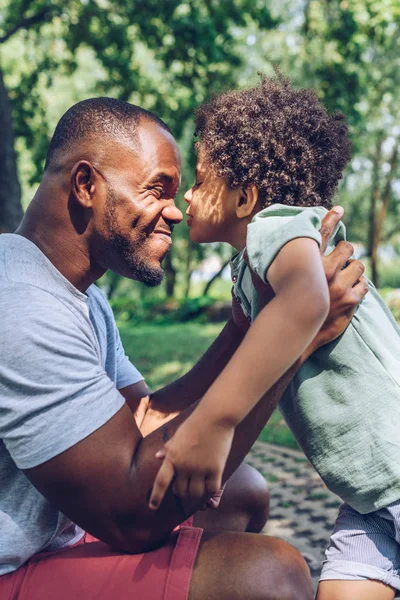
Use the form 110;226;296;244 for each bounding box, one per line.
380;287;400;321
110;294;217;325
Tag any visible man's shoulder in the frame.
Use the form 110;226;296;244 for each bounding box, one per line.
0;282;80;338
86;283;115;322
0;234;88;315
0;233;44;285
86;282;109;305
0;234;67;294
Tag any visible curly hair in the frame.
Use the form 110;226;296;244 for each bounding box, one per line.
195;75;351;209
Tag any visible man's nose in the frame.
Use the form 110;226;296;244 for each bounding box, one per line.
162;202;183;224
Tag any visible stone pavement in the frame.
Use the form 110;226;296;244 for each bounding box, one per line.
246;440;342;593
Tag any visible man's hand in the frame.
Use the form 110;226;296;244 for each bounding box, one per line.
304;206;368;357
306;255;367;356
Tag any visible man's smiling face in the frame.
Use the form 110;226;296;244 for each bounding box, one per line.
91;119;183;285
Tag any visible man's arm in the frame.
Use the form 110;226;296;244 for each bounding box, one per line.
119;380;151;428
24;353;304;555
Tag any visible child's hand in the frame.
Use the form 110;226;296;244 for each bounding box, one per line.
149;416;234;510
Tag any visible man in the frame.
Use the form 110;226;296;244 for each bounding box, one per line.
0;98;366;600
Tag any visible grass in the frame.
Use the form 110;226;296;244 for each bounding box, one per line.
257;410;299;450
118;320;299;449
118;321;225;390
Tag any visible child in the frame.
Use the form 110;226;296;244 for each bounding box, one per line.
150;76;400;600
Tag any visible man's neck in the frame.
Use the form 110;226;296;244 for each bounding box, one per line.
16;204;105;292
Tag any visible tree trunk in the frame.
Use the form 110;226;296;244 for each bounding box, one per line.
0;67;23;233
164;250;176;298
370;237;379;288
367;137;383;286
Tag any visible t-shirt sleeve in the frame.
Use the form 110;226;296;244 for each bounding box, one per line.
246;206;326;282
114;326;144;390
87;284;144;391
0;285;126;469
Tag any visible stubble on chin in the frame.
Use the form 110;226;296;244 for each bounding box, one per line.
104;188;166;287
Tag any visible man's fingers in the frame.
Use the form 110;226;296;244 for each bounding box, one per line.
350;275;369;302
206;481;225;509
342;259;365;287
149;459;175;510
319;205;344;254
322;240;355;281
330;260;366;297
205;475;221;498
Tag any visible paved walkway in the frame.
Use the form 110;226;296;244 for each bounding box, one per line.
247;441;342;592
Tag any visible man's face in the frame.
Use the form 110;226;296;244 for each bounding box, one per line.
91;121;183;285
184;149;238;245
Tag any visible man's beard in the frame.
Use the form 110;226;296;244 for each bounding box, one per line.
104;186;165;287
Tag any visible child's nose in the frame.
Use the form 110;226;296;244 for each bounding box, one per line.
184;188;192;204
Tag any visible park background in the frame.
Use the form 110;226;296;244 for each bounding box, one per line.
1;0;400;450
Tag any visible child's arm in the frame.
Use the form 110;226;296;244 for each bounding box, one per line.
149;237;329;509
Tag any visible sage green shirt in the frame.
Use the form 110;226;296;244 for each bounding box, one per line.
231;204;400;514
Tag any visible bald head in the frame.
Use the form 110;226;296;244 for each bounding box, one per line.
44;97;172;172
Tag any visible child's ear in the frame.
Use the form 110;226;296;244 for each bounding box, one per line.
235;185;259;219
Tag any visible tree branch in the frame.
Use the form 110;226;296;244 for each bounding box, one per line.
0;6;57;45
203;258;231;296
382;223;400;243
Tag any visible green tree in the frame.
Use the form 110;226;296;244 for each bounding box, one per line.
287;0;400;285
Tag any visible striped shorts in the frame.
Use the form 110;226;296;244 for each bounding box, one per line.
320;500;400;595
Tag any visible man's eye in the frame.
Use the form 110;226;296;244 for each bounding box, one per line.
194;181;203;188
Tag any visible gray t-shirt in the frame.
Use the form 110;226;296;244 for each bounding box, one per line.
0;234;143;575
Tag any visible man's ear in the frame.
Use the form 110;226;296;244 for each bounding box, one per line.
70;161;99;209
235;185;259;219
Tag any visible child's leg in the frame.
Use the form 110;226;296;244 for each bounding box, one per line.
317;502;400;599
316;579;395;600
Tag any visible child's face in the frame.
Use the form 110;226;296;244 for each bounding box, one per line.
184;152;240;246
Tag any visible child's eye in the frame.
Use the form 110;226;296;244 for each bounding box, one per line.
194;181;203;189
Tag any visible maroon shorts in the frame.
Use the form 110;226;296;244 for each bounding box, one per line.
0;519;203;600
